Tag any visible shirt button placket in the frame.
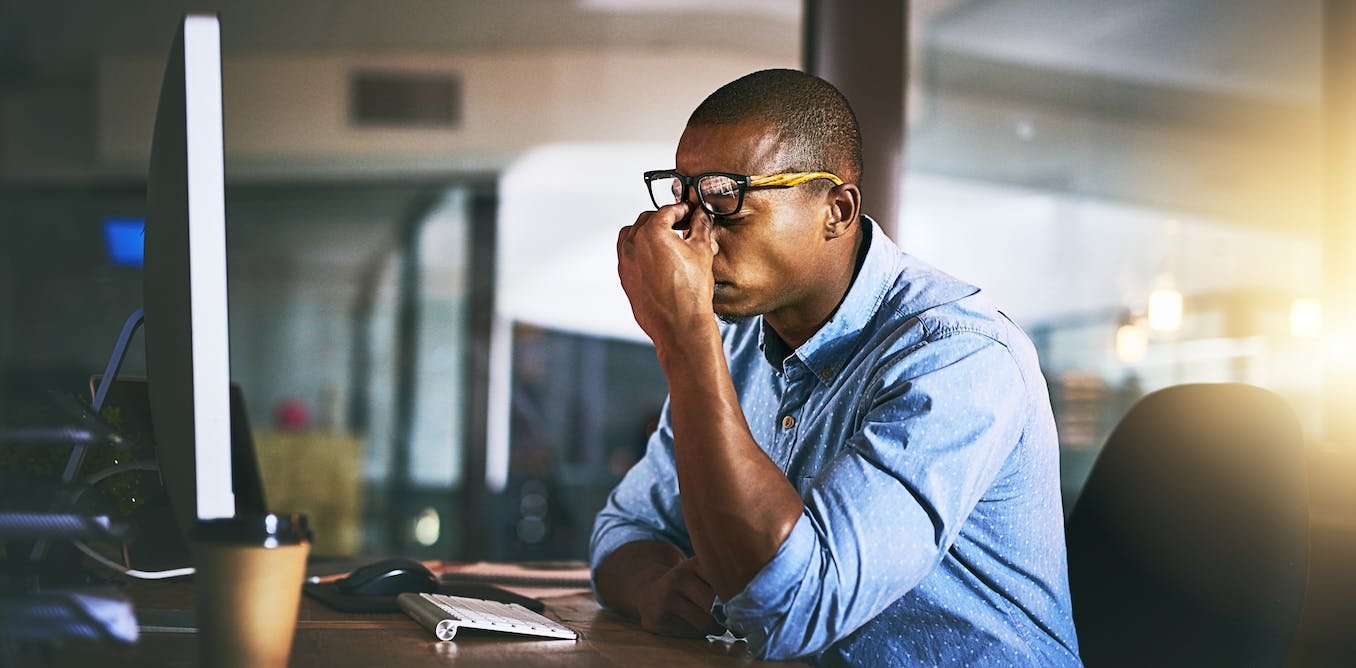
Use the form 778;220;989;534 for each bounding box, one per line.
776;367;804;470
775;411;798;471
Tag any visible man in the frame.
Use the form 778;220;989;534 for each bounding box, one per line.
592;69;1081;665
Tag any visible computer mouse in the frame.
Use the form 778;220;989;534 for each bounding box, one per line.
335;557;438;596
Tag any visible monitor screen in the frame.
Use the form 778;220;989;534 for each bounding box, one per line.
102;217;145;268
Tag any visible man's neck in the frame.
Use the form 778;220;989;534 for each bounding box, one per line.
764;222;870;350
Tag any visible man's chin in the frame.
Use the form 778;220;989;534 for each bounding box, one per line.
713;301;756;326
712;285;760;324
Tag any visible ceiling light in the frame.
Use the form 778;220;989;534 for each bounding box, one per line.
1116;322;1148;364
1147;288;1183;332
1290;298;1321;338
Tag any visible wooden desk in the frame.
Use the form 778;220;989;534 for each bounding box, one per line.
54;580;805;667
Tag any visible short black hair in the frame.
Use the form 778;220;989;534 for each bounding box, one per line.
688;69;863;185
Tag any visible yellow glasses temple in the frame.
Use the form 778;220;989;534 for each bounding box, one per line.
748;171;845;188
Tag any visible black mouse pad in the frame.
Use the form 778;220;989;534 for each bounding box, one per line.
303;581;545;613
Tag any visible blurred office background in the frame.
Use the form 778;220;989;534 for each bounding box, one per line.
0;0;1351;571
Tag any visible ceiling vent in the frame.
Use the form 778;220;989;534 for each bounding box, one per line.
349;70;461;128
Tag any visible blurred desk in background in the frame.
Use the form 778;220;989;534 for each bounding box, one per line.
254;430;363;555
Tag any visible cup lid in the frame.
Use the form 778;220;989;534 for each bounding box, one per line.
190;513;312;546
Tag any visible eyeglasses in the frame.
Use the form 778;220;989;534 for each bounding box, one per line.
643;170;845;218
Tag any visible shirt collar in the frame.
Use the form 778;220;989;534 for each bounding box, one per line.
757;215;899;384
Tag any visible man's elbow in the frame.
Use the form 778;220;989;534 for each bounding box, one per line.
726;581;852;661
740;609;843;662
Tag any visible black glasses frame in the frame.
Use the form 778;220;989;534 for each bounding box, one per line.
643;169;847;219
643;170;753;218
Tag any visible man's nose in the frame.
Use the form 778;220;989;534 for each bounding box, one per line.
681;186;704;209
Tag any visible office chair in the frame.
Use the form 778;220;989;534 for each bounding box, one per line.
1065;383;1308;667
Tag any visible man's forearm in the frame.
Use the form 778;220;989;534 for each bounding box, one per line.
595;540;685;615
657;319;805;599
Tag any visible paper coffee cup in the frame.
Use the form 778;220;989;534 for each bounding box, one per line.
191;513;312;668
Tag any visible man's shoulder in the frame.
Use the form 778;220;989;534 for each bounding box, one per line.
877;256;989;332
867;253;1050;392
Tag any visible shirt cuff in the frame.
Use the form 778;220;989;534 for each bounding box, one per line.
721;512;817;650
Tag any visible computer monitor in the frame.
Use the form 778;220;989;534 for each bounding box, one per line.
143;13;236;534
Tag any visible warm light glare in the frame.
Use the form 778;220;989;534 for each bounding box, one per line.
1147;288;1183;332
1329;335;1356;368
1116;323;1148;364
1290;298;1322;338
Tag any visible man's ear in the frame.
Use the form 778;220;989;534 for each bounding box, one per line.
823;183;861;239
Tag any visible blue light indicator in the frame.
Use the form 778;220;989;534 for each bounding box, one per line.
103;217;145;268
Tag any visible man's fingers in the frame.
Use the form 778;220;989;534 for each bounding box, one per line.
669;561;718;634
637;201;690;236
669;597;718;637
620;203;691;257
683;215;719;254
675;571;716;613
639;592;709;639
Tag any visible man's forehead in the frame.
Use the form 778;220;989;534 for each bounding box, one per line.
675;121;786;174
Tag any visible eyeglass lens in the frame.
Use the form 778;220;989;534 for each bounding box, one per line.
648;174;742;215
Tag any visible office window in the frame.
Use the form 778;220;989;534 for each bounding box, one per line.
906;1;1323;507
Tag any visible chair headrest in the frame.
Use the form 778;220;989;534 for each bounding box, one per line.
1068;382;1308;620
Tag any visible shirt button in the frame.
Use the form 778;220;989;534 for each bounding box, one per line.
781;415;796;429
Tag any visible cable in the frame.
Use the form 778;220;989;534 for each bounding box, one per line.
59;460;192;579
70;540;195;580
28;459;158;560
83;460;158;486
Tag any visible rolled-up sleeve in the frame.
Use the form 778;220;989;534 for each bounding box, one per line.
589;398;692;599
723;332;1029;660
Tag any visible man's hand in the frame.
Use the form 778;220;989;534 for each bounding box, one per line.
595;541;725;639
632;557;726;638
616;202;720;349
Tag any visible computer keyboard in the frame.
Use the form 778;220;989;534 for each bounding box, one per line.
397;592;578;641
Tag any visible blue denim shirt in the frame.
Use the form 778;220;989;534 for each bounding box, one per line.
591;219;1081;666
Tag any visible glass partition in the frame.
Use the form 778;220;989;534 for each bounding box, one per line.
906;1;1323;507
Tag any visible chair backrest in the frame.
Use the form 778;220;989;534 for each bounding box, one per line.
1065;383;1309;667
